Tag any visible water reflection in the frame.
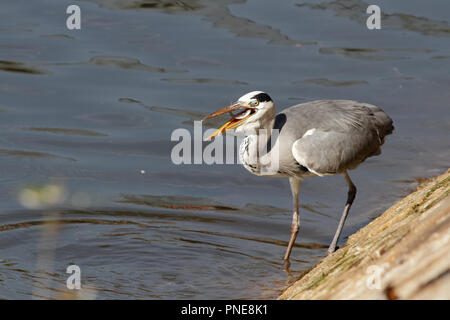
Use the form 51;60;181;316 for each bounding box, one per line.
84;0;303;45
0;60;50;75
318;47;431;61
22;127;108;137
0;0;449;299
299;78;368;87
0;149;76;162
48;56;187;73
297;0;450;37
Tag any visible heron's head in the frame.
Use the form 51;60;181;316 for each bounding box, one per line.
203;91;275;140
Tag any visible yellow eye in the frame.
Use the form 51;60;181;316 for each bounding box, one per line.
252;101;259;107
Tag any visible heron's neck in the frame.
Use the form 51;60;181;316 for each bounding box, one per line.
245;116;275;150
239;118;275;174
245;117;275;138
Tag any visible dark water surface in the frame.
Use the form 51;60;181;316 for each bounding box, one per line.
0;0;449;299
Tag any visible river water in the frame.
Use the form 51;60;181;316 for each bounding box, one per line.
0;0;449;299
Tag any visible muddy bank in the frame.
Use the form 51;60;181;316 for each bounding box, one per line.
279;169;450;300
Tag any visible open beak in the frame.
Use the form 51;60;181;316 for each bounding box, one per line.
203;102;255;141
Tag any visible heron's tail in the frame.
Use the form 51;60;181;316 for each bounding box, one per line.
369;106;394;142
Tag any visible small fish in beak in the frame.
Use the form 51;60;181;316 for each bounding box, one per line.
203;102;255;140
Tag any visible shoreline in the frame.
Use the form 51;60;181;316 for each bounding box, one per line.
279;169;450;300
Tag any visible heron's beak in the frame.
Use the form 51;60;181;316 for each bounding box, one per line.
203;102;255;141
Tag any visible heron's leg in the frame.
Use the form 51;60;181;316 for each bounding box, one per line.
284;177;301;261
327;171;357;254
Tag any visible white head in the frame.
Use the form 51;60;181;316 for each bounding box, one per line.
203;91;275;140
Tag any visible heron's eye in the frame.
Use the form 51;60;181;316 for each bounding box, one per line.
252;101;259;107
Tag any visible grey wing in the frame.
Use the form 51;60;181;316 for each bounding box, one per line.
287;100;394;175
281;100;393;136
291;129;378;175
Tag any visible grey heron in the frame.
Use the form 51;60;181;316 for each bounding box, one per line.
203;91;394;261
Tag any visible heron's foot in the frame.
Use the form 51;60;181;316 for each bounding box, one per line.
327;245;340;255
